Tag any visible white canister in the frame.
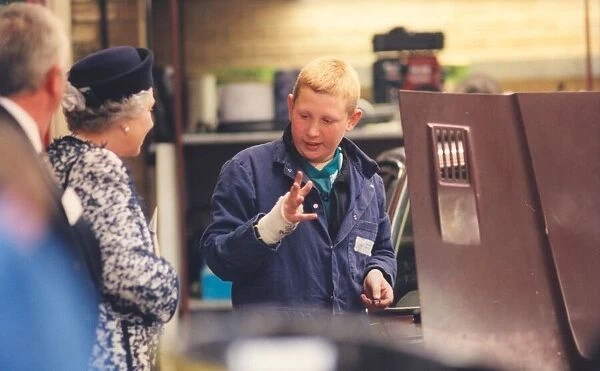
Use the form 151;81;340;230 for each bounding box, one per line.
218;82;275;124
187;74;218;132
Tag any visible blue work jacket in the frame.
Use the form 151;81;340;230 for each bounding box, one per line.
200;132;397;313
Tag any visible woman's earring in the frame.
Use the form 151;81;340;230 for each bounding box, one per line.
123;126;130;133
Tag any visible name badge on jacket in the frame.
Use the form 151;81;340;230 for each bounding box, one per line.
354;236;374;256
61;187;84;226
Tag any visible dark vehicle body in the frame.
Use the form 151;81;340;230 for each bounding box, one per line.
386;91;600;370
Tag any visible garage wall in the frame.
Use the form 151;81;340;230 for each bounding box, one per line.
152;0;600;89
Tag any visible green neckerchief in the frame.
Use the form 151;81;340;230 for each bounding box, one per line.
302;147;343;219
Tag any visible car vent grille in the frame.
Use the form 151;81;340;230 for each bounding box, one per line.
432;126;470;184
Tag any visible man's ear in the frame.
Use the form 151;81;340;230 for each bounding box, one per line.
346;108;363;131
287;93;294;122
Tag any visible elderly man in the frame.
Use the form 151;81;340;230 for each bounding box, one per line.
0;3;101;369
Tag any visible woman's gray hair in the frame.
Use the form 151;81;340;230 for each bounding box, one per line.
0;3;70;96
63;88;154;133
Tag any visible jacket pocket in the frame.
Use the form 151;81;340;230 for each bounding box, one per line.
347;220;378;281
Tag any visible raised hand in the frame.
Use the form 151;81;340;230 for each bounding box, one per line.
282;171;318;223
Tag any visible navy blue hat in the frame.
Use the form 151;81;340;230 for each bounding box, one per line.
68;46;154;108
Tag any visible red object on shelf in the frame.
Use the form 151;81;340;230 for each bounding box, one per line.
401;54;442;92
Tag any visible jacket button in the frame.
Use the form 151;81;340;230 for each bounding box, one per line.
313;203;319;209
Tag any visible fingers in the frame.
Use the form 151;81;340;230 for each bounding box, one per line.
289;171;303;200
361;293;391;311
284;171;317;223
289;171;313;198
361;276;380;310
295;212;318;222
362;270;394;311
283;192;303;217
371;277;382;301
377;286;394;307
299;179;313;197
361;293;372;308
285;174;304;217
293;170;303;184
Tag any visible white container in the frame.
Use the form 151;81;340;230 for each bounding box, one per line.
218;82;274;124
187;74;218;132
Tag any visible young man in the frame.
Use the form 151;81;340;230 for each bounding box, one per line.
201;57;396;313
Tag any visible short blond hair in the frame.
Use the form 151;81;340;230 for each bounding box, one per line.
291;57;361;115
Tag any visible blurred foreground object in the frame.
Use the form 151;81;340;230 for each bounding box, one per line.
0;126;97;371
177;308;494;371
398;90;600;370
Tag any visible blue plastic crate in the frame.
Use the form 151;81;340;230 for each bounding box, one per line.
200;265;232;300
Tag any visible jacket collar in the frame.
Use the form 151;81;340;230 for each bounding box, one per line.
0;97;43;153
273;123;379;178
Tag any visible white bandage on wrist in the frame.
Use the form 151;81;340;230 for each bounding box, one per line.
256;192;300;245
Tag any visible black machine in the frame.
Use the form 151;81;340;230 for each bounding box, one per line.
372;27;445;103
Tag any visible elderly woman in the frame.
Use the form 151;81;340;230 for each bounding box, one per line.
47;46;179;371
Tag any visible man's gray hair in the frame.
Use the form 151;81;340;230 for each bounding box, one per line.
0;3;70;96
64;88;154;133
